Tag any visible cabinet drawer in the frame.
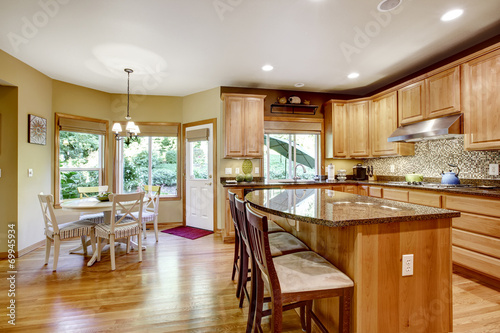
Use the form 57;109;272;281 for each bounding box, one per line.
383;188;409;202
408;191;442;208
369;187;382;198
445;195;500;218
453;229;500;259
453;246;500;280
343;185;358;194
452;212;500;238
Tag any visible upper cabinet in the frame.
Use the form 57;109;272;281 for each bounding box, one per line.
398;80;426;125
222;93;266;158
426;66;461;118
398;66;461;126
370;92;414;157
462;49;500;150
348;100;371;158
324;101;348;158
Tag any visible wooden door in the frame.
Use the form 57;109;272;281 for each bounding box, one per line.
223;95;245;157
462;48;500;150
370;92;398;156
348;100;370;157
243;96;264;157
398;80;425;125
426;66;461;118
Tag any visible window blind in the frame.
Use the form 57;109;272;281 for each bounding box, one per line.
186;128;209;142
58;117;107;135
264;120;322;134
114;122;179;137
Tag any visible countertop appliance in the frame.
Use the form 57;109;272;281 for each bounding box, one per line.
353;163;367;180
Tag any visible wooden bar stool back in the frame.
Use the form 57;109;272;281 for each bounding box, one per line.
228;191;242;289
245;203;354;333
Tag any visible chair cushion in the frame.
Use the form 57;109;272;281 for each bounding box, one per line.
95;223;141;239
46;220;96;239
268;232;309;257
116;211;155;223
273;251;354;294
80;212;105;224
268;220;285;233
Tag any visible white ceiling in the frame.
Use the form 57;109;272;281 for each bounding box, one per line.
0;0;499;96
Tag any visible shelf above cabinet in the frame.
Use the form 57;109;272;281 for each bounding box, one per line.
270;103;318;115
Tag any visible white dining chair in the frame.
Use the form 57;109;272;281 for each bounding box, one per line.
77;185;109;224
95;192;145;270
38;193;97;271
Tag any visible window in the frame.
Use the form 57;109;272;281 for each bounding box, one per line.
115;122;180;199
264;133;320;181
55;114;109;204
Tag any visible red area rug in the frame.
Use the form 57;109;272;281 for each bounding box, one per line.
161;226;213;240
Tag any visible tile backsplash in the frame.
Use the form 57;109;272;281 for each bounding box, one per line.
365;137;500;179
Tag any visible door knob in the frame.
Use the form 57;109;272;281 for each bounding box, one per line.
205;182;212;186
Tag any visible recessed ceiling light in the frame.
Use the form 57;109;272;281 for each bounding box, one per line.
262;64;273;71
377;0;402;12
348;72;359;79
441;9;463;22
294;83;305;87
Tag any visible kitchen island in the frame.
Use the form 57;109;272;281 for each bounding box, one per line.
245;188;460;333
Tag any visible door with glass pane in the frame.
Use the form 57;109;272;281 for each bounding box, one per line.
185;124;214;231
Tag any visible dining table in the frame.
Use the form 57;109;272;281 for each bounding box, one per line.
61;196;146;266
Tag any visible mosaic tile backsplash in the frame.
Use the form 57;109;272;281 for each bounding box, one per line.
364;137;500;180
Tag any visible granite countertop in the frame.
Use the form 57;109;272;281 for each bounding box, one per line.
221;178;500;198
245;188;460;228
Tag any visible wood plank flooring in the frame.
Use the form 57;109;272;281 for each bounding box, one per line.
1;227;499;332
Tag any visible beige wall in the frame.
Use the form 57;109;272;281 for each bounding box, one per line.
324;159;360;176
0;50;53;252
0;86;19;253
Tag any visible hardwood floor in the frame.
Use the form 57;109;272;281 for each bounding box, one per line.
1;227;499;332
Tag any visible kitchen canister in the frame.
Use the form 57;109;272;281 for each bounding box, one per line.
327;163;335;181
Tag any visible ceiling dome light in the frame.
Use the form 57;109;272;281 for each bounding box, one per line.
377;0;402;12
294;83;305;87
348;72;360;79
441;9;463;21
262;64;274;71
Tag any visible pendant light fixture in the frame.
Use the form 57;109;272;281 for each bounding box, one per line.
112;68;140;143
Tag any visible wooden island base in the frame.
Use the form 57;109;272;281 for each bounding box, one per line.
267;214;452;333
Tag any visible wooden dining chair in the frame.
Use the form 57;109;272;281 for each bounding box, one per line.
245;203;354;333
38;193;97;271
234;196;309;309
228;191;242;284
95;192;145;270
77;185;108;198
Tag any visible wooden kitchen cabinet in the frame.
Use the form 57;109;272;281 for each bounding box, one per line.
445;194;500;281
462;48;500;150
223;188;243;242
222;93;265;158
368;186;382;198
408;190;442;208
426;66;461;118
324;101;348;158
383;188;409;202
348;99;371;158
398;80;426;125
358;185;369;196
370;92;414;157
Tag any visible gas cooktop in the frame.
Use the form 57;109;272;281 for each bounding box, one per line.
386;181;473;189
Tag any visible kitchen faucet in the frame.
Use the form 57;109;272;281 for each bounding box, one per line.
293;163;306;180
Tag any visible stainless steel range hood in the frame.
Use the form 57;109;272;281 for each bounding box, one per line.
388;114;463;142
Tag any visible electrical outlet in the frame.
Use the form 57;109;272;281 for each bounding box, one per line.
225;168;232;175
390;165;395;173
255;167;259;174
28;169;33;177
489;164;499;176
235;168;240;174
402;254;414;276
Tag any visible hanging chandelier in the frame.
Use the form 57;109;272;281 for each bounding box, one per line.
112;68;140;143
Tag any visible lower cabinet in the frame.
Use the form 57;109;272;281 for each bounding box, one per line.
445;194;500;281
382;188;409;202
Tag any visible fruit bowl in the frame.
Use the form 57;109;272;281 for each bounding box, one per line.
96;193;111;202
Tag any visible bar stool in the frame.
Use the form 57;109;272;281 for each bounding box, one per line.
245;202;354;333
228;191;287;299
234;196;309;308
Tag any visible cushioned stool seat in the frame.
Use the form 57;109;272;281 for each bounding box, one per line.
268;232;309;257
268;220;285;233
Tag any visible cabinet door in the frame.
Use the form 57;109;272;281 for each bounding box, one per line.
370;92;398;156
348;100;370;157
325;102;349;158
243;97;264;157
224;95;245;157
426;67;461;118
462;48;500;150
398;80;425;125
359;185;369;196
